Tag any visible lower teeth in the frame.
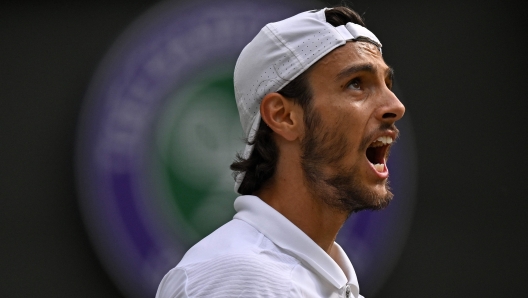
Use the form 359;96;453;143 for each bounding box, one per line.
374;163;384;172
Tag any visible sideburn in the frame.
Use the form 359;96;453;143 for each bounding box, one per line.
300;105;351;185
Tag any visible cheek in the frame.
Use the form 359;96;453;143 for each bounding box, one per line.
336;104;364;133
338;108;370;157
314;97;367;144
333;110;363;148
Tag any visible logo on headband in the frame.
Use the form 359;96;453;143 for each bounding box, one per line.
76;1;416;297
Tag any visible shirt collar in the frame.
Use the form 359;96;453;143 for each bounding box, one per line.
233;195;360;292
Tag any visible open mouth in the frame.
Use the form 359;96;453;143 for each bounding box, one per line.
366;136;393;173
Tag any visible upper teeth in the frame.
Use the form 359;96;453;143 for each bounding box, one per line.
371;136;393;147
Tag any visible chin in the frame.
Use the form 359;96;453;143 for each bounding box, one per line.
370;190;393;210
345;181;394;213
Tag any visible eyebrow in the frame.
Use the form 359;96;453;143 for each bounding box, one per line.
335;63;395;83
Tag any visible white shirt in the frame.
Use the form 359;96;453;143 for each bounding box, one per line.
156;195;364;298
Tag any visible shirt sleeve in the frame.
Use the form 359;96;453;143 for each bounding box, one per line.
156;267;189;298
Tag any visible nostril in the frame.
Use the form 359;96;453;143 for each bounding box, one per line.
382;112;397;119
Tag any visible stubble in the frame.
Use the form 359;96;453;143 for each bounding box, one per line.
300;106;394;214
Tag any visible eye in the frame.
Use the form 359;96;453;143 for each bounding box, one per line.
347;78;361;90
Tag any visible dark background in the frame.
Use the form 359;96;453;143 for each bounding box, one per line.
1;0;527;297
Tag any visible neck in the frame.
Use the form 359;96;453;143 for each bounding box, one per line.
255;145;349;254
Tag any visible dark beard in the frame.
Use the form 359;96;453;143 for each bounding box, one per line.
300;106;394;214
321;167;393;213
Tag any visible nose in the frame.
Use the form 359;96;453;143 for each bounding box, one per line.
377;88;405;123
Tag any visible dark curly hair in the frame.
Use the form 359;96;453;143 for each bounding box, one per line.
230;6;367;195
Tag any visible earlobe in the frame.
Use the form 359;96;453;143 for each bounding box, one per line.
260;93;302;141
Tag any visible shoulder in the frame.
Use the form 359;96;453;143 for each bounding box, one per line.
156;267;188;298
177;218;262;267
157;220;303;297
184;253;300;297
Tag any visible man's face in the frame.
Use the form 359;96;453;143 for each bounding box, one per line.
300;41;405;213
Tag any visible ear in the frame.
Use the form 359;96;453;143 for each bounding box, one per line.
260;92;303;141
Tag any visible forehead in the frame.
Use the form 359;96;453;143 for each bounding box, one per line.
309;41;387;79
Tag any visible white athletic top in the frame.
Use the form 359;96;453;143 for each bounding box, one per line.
156;195;364;298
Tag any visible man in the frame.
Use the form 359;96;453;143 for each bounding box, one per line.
157;6;404;298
